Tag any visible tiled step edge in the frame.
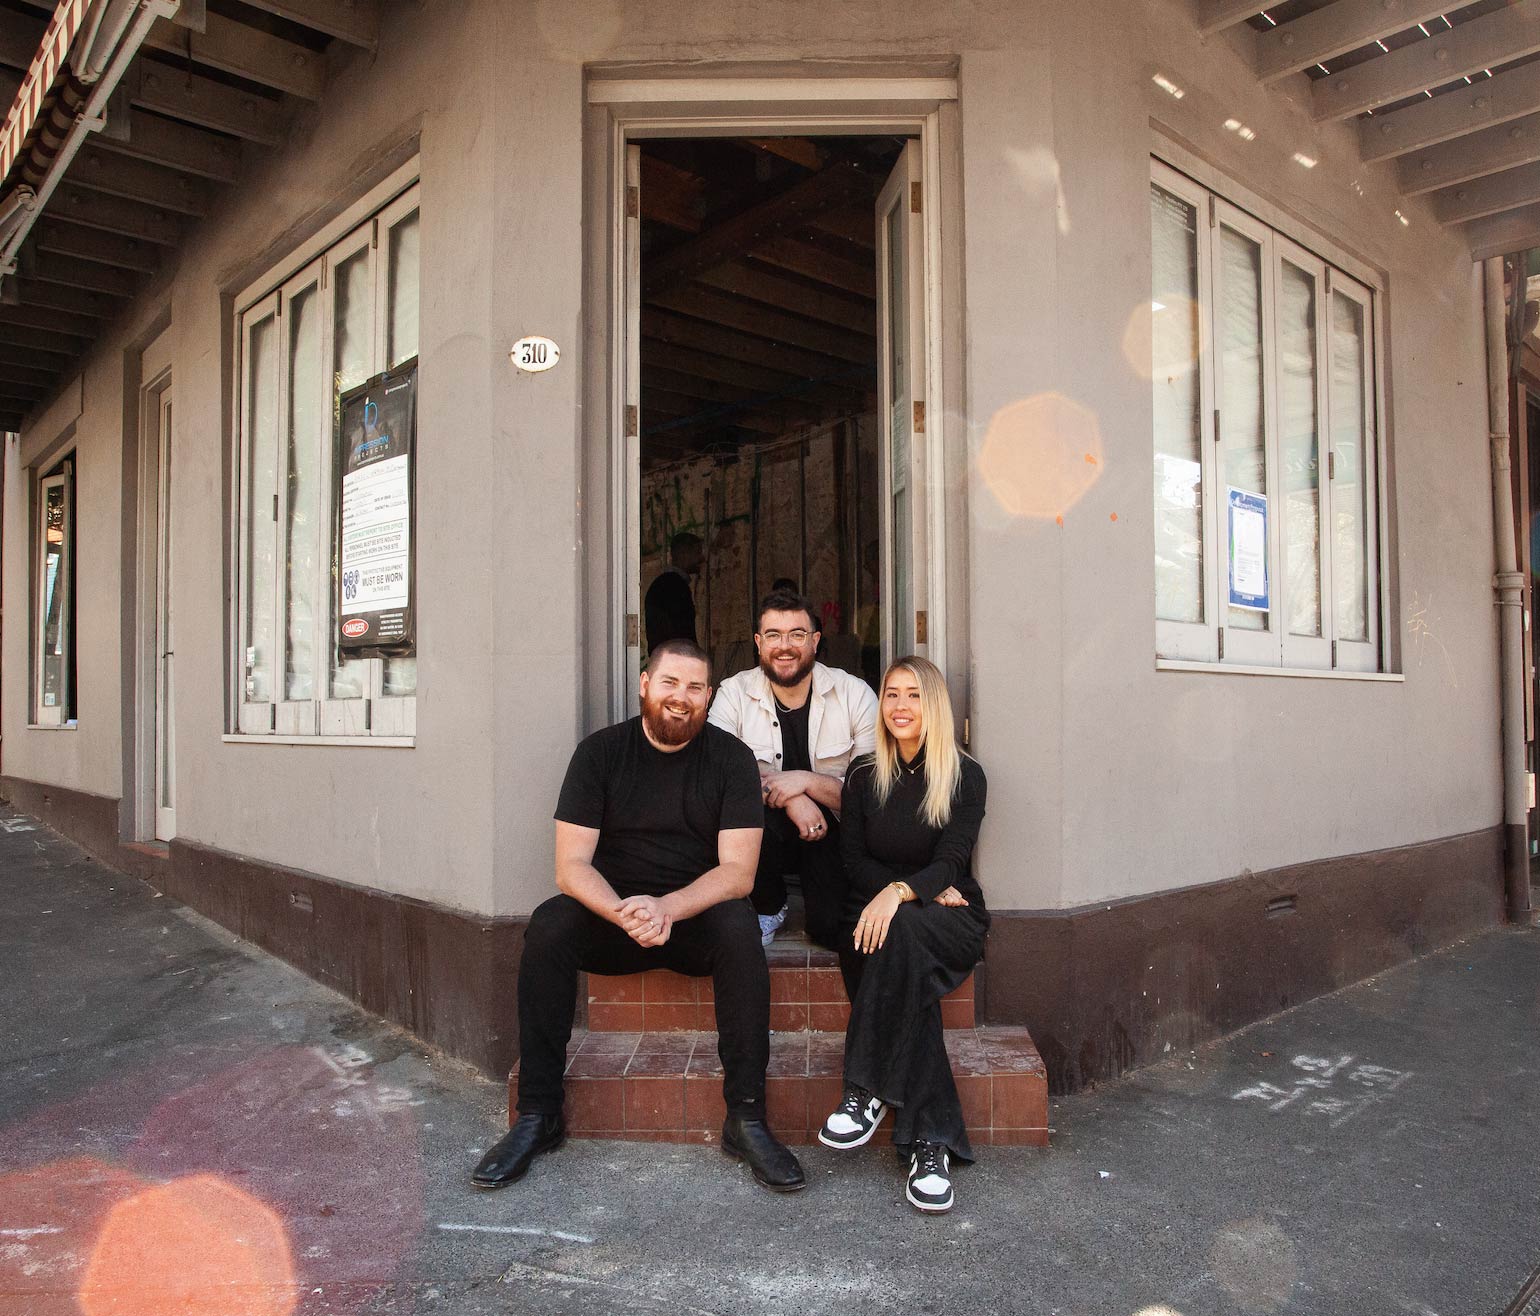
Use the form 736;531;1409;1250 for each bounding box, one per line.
510;1025;1047;1148
586;966;975;1032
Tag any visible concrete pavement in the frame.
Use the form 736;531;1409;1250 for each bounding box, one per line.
1;806;1536;1316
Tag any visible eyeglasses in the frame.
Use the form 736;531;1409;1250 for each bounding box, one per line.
761;629;812;645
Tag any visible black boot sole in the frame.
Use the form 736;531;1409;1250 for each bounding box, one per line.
720;1133;807;1192
470;1131;566;1190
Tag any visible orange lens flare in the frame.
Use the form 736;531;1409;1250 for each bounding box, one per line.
1124;295;1203;383
978;392;1105;520
80;1174;296;1316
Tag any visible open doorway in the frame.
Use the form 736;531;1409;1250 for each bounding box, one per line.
631;134;923;695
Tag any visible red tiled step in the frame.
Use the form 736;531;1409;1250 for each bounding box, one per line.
510;1025;1048;1147
585;958;975;1033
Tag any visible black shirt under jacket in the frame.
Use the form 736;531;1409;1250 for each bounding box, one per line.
839;748;988;914
555;718;764;899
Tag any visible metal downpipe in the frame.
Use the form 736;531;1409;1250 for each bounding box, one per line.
1484;255;1531;923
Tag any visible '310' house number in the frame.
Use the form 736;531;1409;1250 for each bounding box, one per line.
510;336;560;373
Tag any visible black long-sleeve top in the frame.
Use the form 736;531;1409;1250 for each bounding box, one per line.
839;748;988;918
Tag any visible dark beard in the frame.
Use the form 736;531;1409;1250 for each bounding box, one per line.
641;693;707;747
760;649;816;691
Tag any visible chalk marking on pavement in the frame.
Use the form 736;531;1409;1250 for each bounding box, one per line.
498;1259;722;1315
438;1223;595;1244
0;1226;64;1238
1231;1054;1412;1126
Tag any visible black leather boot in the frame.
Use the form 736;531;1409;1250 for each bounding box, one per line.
721;1115;806;1192
471;1113;566;1189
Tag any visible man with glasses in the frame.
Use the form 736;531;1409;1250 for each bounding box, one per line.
709;588;878;952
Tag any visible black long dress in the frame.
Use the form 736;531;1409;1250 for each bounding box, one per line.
838;747;988;1162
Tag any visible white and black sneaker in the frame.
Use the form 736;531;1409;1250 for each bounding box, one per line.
905;1141;954;1213
817;1085;887;1149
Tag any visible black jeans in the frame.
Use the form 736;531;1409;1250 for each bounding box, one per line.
516;894;770;1120
751;802;847;952
839;900;987;1162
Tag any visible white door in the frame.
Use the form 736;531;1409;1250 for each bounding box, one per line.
622;142;644;717
875;141;931;663
152;384;175;840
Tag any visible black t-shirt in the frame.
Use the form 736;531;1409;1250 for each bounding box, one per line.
554;718;763;897
774;695;811;774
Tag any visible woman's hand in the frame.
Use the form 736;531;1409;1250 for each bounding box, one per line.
935;886;969;908
853;885;904;954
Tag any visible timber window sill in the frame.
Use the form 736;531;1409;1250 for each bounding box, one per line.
1156;659;1404;682
221;733;414;748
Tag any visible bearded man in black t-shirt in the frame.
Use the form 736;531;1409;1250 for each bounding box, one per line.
470;639;806;1193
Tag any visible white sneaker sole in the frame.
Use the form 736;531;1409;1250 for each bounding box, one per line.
905;1183;954;1213
816;1103;886;1150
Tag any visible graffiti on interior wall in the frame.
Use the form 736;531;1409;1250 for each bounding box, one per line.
641;470;748;560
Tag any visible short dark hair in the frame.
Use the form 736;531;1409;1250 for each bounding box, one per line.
756;588;819;634
670;532;703;554
647;637;710;678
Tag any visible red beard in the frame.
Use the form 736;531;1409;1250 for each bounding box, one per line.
641;691;707;746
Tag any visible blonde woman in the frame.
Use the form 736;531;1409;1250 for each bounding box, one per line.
818;655;987;1214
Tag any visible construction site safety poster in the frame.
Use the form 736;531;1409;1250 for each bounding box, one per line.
335;361;416;657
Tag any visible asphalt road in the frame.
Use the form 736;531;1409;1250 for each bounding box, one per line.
1;808;1535;1316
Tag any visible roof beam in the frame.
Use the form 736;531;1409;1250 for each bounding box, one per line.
1431;158;1540;224
807;207;875;248
749;237;875;299
94;107;242;183
9;277;123;317
649;285;872;364
1256;0;1454;85
1359;62;1540;161
23;249;145;296
0;360;64;387
639;342;802;395
239;0;379;50
641;155;704;233
1461;199;1540;261
1397;110;1540;195
46;187;183;245
1313;0;1540;121
143;13;325;101
1196;0;1266;39
31;222;159;274
693;264;874;336
0;343;67;372
128;58;286;145
643;162;872;299
0;301;100;338
642;307;843;380
71;146;212;217
0;322;87;356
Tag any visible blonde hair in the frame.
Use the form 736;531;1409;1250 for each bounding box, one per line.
872;655;963;828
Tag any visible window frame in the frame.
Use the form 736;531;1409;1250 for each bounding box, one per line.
32;458;75;727
1150;157;1388;675
230;171;420;741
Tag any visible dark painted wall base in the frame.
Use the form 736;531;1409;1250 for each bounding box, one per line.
0;775;526;1077
979;827;1506;1092
2;774;1506;1092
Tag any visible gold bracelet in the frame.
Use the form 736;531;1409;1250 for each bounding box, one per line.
890;880;915;902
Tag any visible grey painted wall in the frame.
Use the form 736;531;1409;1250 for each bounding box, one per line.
1;0;1504;920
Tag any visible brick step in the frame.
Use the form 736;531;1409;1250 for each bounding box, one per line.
586;956;975;1033
512;1026;1048;1147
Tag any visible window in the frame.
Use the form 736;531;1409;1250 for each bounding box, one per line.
1151;160;1381;673
234;181;420;737
33;455;75;725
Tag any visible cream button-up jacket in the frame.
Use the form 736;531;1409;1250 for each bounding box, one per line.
708;662;879;783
